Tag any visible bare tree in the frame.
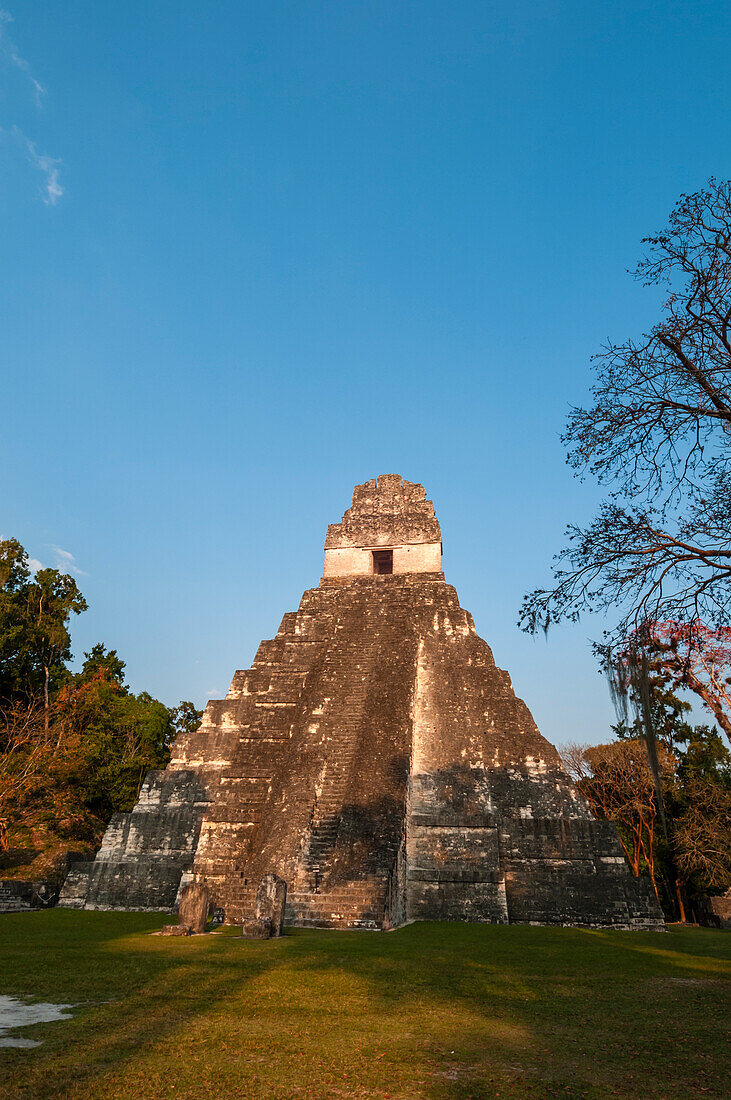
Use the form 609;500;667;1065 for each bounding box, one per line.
521;180;731;641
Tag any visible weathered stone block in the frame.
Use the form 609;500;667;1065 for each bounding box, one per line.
407;825;500;882
242;918;272;938
0;880;59;913
254;874;287;936
179;882;209;934
160;924;191;936
57;864;92;909
59;771;209;911
709;889;731;928
408;879;509;923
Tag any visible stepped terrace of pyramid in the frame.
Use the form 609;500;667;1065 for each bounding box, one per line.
60;475;664;930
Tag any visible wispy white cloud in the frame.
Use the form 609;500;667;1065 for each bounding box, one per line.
14;128;63;205
206;688;221;698
48;545;89;577
0;9;45;107
1;10;63;205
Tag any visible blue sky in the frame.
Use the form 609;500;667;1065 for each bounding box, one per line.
2;2;730;745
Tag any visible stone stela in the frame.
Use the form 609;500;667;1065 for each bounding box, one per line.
60;475;664;930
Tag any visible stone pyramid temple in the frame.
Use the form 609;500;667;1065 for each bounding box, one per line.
61;475;663;929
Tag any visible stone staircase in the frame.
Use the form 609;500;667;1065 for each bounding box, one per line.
286;877;387;929
188;606;336;900
172;578;421;929
276;604;391;928
295;628;378;892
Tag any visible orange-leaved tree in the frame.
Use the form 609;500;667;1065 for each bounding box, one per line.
561;739;676;902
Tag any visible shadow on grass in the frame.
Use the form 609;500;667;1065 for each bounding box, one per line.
277;922;730;1100
1;912;289;1099
0;913;729;1100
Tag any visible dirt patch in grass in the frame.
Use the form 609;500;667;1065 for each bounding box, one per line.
0;912;728;1099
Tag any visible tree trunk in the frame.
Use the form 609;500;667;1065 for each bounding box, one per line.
650;647;731;745
674;879;687;923
630;826;642;876
638;819;661;903
43;665;49;734
683;666;731;745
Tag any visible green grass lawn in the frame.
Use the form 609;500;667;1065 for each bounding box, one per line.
0;912;728;1099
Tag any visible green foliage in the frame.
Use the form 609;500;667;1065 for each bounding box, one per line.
0;539;86;705
0;540;201;862
170;700;203;739
676;724;731;783
79;643;127;686
64;674;174;821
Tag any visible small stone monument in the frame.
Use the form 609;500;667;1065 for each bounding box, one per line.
256;874;287;935
241;918;271;938
159;924;191;936
159;880;209;936
242;874;287;938
179;881;209;934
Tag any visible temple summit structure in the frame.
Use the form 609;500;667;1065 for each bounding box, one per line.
60;475;664;929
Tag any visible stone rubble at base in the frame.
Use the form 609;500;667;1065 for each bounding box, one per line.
59;475;664;931
0;880;58;913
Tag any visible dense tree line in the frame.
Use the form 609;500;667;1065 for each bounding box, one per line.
0;538;201;871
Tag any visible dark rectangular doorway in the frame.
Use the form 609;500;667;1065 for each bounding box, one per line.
372;549;393;574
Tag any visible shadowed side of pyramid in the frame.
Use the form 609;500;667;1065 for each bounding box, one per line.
60;475;664;930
